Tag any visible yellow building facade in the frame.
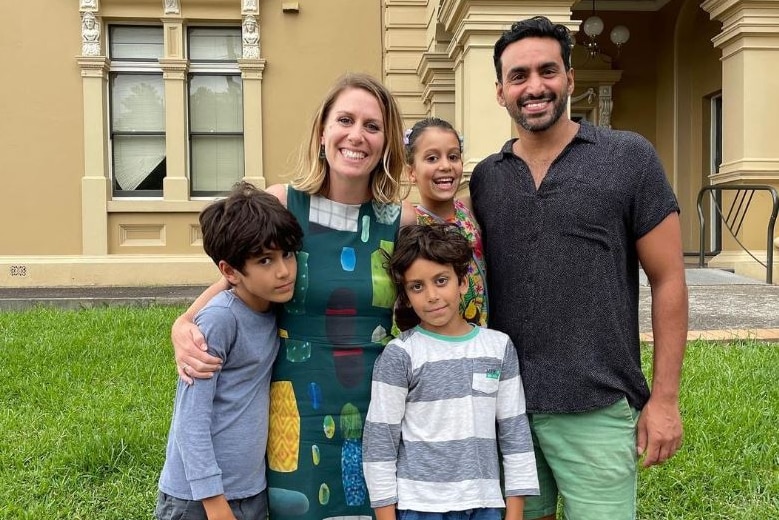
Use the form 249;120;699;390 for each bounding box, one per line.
1;0;777;287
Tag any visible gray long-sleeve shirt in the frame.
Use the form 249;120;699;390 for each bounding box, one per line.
158;290;278;501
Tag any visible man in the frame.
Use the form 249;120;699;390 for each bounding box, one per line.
469;16;688;520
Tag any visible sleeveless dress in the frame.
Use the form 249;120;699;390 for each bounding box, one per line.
267;187;401;520
415;199;488;326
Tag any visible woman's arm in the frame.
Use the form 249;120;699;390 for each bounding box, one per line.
172;183;288;384
171;278;229;384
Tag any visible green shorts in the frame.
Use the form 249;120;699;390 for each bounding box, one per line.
523;397;640;520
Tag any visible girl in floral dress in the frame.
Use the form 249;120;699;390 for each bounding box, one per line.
402;118;488;327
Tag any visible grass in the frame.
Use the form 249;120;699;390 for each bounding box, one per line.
0;306;182;520
637;338;779;519
0;307;777;519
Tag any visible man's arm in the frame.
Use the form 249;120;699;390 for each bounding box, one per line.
635;212;688;467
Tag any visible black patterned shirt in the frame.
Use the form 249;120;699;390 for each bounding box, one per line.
469;121;679;413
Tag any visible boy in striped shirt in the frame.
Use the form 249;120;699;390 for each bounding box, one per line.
363;224;538;520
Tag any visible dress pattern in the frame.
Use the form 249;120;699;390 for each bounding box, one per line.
414;199;488;326
267;187;400;520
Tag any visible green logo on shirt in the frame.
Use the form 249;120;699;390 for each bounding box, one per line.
486;369;500;380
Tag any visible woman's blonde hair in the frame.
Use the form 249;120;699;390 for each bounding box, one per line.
291;73;406;204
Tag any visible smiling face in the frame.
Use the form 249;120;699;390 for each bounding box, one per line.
320;87;386;192
403;257;469;336
408;127;463;213
220;249;297;313
496;36;574;133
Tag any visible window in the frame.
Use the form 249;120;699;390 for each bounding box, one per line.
188;27;244;196
106;25;244;198
109;26;166;197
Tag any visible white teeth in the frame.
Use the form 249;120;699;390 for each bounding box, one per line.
434;177;454;185
341;149;366;160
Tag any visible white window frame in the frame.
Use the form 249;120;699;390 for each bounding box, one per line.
187;26;244;197
108;25;166;198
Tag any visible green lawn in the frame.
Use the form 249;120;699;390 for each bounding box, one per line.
638;338;779;519
0;307;776;519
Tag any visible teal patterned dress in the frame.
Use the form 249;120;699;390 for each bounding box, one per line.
267;187;400;520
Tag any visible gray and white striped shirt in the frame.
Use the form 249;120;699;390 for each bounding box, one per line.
363;325;538;512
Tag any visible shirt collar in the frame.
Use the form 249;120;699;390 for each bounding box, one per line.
497;119;598;161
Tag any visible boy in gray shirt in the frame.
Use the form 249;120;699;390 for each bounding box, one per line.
156;182;303;520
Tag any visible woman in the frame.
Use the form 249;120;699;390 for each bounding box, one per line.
172;73;414;520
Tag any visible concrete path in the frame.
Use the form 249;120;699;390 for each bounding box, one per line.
1;269;777;342
638;268;778;342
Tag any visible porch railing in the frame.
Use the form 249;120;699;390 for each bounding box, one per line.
696;184;778;284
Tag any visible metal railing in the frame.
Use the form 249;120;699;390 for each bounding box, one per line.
696;184;778;284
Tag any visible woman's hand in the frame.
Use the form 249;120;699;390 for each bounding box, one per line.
171;314;222;384
170;278;231;383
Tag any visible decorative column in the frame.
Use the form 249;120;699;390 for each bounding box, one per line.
702;0;779;281
78;0;109;255
240;0;266;188
161;14;189;201
239;59;267;189
701;0;779;184
242;15;260;59
569;69;621;127
163;0;180;16
597;85;613;128
418;48;456;122
438;0;579;179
